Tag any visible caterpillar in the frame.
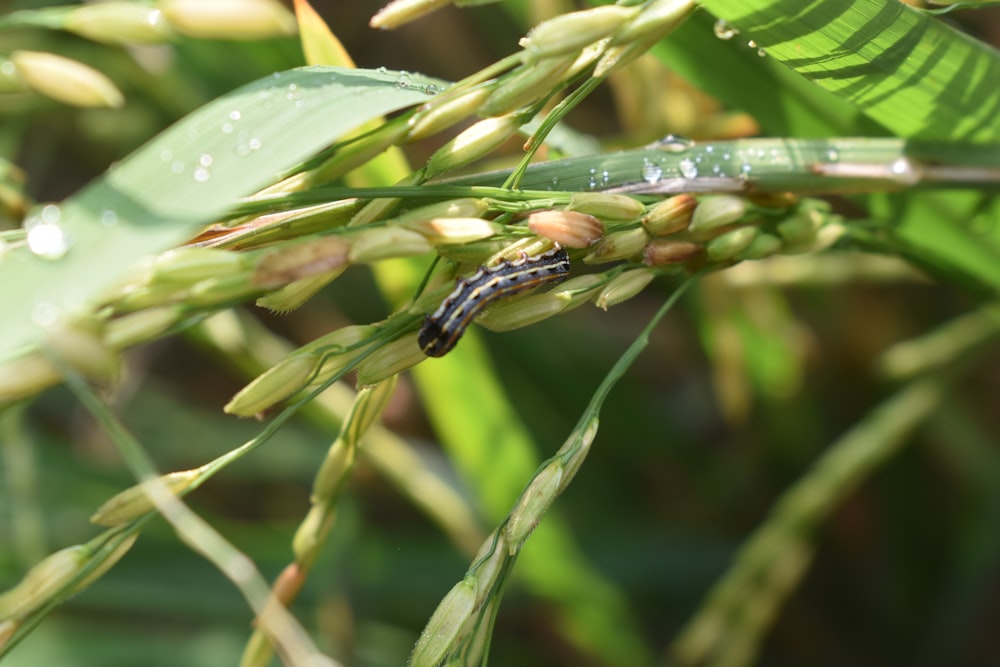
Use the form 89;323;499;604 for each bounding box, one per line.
418;246;571;357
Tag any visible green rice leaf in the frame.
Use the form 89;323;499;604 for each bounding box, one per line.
0;66;440;362
698;0;1000;142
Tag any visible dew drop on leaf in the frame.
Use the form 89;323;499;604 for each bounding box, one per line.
713;19;739;40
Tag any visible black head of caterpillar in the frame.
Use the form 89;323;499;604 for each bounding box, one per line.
418;247;571;357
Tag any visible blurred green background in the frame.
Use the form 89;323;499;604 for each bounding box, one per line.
3;1;1000;666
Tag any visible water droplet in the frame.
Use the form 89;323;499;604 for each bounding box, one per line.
747;39;758;48
32;302;61;328
705;145;714;154
711;164;721;175
193;167;210;182
657;134;693;153
741;163;753;175
100;209;118;227
199;154;213;167
679;159;698;178
424;83;440;95
376;66;388;75
0;61;16;76
641;159;663;184
550;176;559;187
230;110;241;121
170;160;185;174
41;204;61;224
713;19;739;40
756;48;767;57
889;157;918;184
25;207;70;260
271;72;283;80
722;152;732;161
159;148;173;162
248;137;261;150
826;149;839;162
221;122;234;134
395;72;413;89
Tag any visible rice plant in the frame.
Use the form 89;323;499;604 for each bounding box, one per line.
1;1;999;665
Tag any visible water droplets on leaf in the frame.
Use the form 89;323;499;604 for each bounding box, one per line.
395;72;413;89
713;19;739;40
641;159;663;184
170;160;185;175
657;134;693;153
100;210;118;227
193;167;211;183
826;149;839;162
230;110;242;121
890;157;918;184
679;159;698;179
25;205;70;260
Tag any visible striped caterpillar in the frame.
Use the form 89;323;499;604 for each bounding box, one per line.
418;247;571;357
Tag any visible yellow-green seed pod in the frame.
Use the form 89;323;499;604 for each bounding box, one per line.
706;226;758;261
504;462;564;552
45;319;120;384
0;353;61;404
582;227;649;264
256;269;347;313
478;55;576;117
252;237;350;288
560;416;600;485
780;222;846;255
737;232;782;260
776;208;823;244
160;0;296;39
90;472;200;526
186;274;258;306
424;115;522;179
113;282;186;312
610;0;695;44
0;545;89;620
410;577;479;666
642;194;696;236
688;195;749;237
407;87;493;142
594;268;656;311
105;306;185;350
151;247;252;285
347;227;433;263
341;377;398;447
355;333;425;387
224;352;321;417
567;192;646;221
64;3;173;45
521;6;636;59
7;51;124;108
304;118;410;185
83;533;135;581
369;0;451;30
292;504;334;568
553;274;605;308
470;534;509;598
594;33;666;78
643;239;703;266
394;198;491;226
404;218;501;245
528;210;605;248
476;291;569;332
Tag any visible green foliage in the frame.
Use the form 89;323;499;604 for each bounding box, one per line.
1;1;999;667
